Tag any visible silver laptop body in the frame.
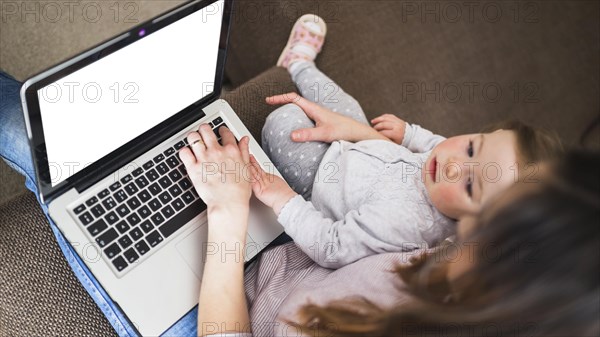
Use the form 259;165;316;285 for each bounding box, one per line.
20;1;284;335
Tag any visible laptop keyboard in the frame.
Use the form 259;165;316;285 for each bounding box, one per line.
72;118;230;274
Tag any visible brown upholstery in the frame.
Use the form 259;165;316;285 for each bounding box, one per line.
225;0;599;145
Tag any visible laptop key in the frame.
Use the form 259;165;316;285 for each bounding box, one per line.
74;204;86;215
114;190;128;203
140;220;154;233
102;196;117;210
148;198;162;211
85;196;98;206
171;198;185;211
153;153;165;163
104;242;121;259
124;183;138;196
135;176;149;189
146;231;164;247
91;204;106;217
158;191;172;204
88;219;108;236
115;220;130;234
212;116;223;125
79;212;94;226
179;177;192;190
166;156;179;169
168;185;183;198
161;205;175;218
135;241;150;256
137;205;151;219
151;213;165;226
104;211;119;225
146;169;159;182
126;213;141;226
143;160;154;170
164;147;175;156
182;191;195;204
159;199;207;238
157;163;169;175
120;174;133;184
118;235;133;249
132;167;143;177
116;204;130;217
129;227;144;241
179;165;187;175
148;183;162;196
98;189;110;199
109;182;121;191
174;141;185;150
150;213;165;226
158;176;172;189
124;248;139;263
112;256;128;272
138;190;152;203
168;169;182;182
96;228;118;247
127;196;141;210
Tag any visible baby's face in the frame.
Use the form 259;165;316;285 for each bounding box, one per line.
423;130;518;220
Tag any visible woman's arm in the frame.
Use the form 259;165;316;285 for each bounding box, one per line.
179;124;255;337
266;93;391;144
197;205;250;336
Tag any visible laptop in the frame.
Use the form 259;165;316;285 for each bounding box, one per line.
20;0;284;334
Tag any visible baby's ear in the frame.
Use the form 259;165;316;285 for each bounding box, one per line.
457;214;479;241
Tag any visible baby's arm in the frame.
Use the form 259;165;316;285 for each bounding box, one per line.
278;196;420;269
372;114;445;153
250;157;420;268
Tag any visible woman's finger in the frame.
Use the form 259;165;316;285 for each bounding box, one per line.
186;131;206;159
266;93;322;122
238;136;250;164
373;121;395;131
291;126;328;143
178;146;197;167
248;154;264;185
219;125;237;147
197;123;218;149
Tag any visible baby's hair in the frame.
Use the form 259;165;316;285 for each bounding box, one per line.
481;119;563;164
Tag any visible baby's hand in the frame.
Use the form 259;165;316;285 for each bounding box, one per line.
371;114;407;145
249;155;297;215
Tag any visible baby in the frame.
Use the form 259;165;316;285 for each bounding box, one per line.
249;15;562;268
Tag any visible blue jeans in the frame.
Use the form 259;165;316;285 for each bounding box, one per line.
0;71;198;336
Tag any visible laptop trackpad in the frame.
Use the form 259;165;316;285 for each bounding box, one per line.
175;224;209;281
175;223;255;281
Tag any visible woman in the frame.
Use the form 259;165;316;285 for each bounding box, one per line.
181;119;599;336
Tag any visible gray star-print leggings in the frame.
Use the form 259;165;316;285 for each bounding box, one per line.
261;62;369;200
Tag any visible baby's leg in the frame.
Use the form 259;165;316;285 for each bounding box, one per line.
290;61;369;126
262;103;329;200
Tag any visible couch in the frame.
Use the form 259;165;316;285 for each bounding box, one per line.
1;0;598;335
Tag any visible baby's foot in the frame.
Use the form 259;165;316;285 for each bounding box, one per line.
277;14;327;71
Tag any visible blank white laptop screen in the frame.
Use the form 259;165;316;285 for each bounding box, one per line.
38;0;224;187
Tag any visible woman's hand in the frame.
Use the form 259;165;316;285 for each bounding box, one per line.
266;92;390;143
179;124;252;238
371;114;407;145
249;155;297;215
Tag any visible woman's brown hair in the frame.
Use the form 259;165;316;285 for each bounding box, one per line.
285;150;599;337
